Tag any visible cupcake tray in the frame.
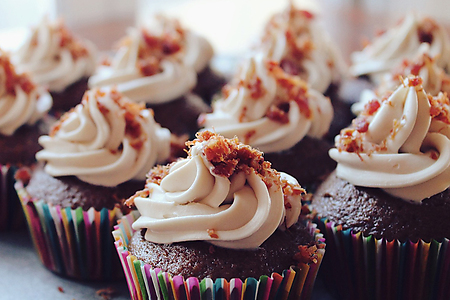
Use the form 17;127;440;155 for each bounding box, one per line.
0;230;335;299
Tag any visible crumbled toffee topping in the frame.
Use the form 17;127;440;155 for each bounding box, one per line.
417;17;438;44
221;60;311;125
57;22;90;60
281;178;307;214
293;242;324;265
262;3;315;66
50;88;149;151
429;93;450;124
0;51;36;96
116;16;185;77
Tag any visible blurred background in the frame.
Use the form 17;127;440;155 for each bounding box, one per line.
1;0;449;60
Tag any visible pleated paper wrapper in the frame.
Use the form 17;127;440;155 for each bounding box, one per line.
113;213;326;300
15;179;126;280
316;217;450;300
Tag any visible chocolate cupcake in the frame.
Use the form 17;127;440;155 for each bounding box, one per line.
255;3;351;137
200;55;336;188
12;17;97;113
15;88;182;280
0;50;52;231
88;16;216;135
312;76;450;299
113;131;325;300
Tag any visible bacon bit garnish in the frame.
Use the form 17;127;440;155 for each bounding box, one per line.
189;131;280;188
207;229;219;239
266;103;290;124
353;117;369;133
281;178;306;211
96;287;117;300
337;128;364;158
244;129;256;144
363;100;381;115
247;77;266;99
299;10;314;19
430;150;439;160
125;188;150;207
409;77;423;87
410;61;425;76
429;93;450;124
57;22;89;60
57;286;64;293
14;167;32;186
238;106;248;123
0;52;36;96
138;57;160;76
418;18;438;44
294;243;319;265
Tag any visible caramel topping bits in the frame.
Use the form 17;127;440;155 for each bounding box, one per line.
207;229;219;239
281;178;306;210
293;242;320;265
429;93;450;124
0;52;36;96
191;131;281;188
57;22;89;60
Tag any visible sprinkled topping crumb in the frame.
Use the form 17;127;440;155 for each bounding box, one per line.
293;242;320;265
207;229;219;239
429;93;450;124
0;52;36;96
57;22;89;60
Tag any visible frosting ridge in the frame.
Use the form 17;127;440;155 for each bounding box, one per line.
36;88;171;186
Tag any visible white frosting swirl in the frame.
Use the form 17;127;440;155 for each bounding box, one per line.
0;53;52;136
351;12;450;83
36;88;171;186
257;5;346;93
352;44;450;115
13;17;97;93
132;139;303;249
89;27;196;104
331;77;450;202
201;55;333;153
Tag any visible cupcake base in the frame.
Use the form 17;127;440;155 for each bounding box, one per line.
0;165;26;231
113;214;325;300
264;136;336;191
149;93;211;137
192;66;226;104
50;77;89;113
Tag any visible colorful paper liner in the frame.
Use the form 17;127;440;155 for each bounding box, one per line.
113;214;326;300
15;180;126;280
315;217;450;300
0;165;26;231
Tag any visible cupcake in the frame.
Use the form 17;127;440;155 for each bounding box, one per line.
199;55;335;188
352;44;450;115
15;87;181;280
255;3;351;137
88;16;216;135
0;50;52;231
350;12;450;85
12;17;97;113
113;131;325;300
312;76;450;299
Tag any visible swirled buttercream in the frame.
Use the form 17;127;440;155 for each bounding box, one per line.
36;88;171;186
352;44;450;115
0;51;52;136
351;12;450;83
200;55;333;153
128;131;305;249
257;4;346;93
88;16;213;104
13;17;97;92
331;76;450;202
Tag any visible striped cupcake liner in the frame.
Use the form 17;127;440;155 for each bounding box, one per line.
15;180;126;281
316;218;450;300
0;165;26;231
113;214;325;300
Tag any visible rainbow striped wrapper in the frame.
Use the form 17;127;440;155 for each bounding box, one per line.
15;180;126;280
316;218;450;300
113;214;326;300
0;165;26;231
